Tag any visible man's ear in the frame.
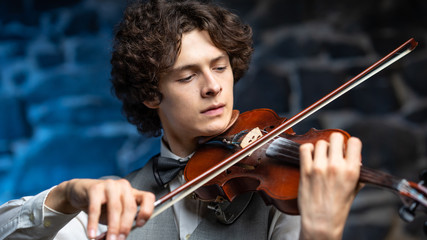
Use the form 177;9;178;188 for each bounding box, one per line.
143;98;160;109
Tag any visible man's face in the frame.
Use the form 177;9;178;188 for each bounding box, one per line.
147;30;234;148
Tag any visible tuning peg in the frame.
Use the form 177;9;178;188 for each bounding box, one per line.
399;202;418;222
399;206;415;222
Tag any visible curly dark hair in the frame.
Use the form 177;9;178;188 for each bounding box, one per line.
111;0;253;136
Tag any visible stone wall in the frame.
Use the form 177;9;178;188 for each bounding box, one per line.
0;0;426;239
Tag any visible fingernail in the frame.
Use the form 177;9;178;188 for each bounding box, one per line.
118;234;126;240
137;219;146;226
109;234;117;240
88;229;96;238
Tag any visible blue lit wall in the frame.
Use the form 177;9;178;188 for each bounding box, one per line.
0;0;161;202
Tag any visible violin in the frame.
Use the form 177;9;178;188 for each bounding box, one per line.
185;108;427;220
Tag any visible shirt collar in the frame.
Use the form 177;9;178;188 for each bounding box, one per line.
160;138;194;161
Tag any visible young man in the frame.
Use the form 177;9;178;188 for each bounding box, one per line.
0;1;362;240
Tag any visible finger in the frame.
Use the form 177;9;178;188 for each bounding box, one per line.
299;143;314;175
328;132;345;163
134;190;155;227
87;183;106;239
312;139;329;170
345;137;362;166
105;180;122;240
118;180;137;237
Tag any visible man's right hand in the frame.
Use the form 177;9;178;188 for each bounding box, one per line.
45;178;155;240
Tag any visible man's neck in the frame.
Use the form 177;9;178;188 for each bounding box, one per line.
162;135;198;158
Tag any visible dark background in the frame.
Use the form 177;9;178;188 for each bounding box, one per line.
0;0;426;239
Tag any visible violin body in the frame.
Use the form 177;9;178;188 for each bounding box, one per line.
184;108;350;215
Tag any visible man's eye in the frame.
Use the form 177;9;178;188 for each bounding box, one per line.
215;66;227;71
178;75;194;82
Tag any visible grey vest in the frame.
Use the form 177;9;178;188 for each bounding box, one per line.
125;156;271;240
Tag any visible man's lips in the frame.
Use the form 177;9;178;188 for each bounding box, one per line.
201;104;225;115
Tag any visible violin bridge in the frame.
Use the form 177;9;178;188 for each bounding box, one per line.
240;127;263;149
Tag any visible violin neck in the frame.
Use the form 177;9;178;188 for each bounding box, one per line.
265;136;407;193
359;166;401;191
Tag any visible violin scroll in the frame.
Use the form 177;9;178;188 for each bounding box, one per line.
398;169;427;235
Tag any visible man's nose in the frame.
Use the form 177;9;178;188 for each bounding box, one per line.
201;72;222;97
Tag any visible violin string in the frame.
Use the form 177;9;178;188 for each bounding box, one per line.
266;136;301;164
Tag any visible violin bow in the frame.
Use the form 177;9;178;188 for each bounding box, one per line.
96;38;418;239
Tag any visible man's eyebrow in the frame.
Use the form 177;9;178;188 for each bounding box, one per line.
210;54;228;63
171;54;228;72
171;64;197;73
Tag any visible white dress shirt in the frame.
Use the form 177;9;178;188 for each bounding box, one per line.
0;141;300;240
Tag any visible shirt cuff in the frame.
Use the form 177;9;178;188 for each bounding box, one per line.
20;186;79;235
43;199;80;230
